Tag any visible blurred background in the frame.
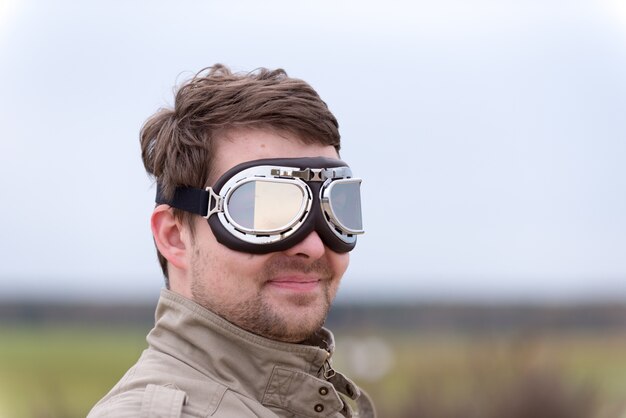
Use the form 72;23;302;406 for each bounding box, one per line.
1;0;625;417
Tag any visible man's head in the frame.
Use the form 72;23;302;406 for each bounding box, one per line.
141;65;341;279
141;65;351;342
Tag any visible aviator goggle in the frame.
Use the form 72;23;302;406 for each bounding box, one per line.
156;157;364;254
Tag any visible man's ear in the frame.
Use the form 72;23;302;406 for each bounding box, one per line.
151;205;188;271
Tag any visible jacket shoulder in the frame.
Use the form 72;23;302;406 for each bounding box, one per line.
89;384;189;418
88;350;283;418
89;382;279;418
88;350;228;417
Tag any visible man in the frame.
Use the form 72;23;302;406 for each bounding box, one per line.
88;64;375;418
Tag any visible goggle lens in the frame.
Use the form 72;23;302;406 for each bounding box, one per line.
328;180;363;232
227;180;305;232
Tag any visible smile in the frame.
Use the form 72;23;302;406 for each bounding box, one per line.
267;276;322;292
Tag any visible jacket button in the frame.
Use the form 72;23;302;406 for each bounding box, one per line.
319;387;329;396
314;404;324;413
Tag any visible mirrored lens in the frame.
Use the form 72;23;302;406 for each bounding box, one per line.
227;180;305;231
329;181;362;231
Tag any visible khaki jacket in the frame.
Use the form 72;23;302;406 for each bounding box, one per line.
88;290;376;418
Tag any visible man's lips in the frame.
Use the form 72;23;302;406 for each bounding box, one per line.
267;275;322;292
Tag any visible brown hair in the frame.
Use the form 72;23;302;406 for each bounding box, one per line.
140;64;341;283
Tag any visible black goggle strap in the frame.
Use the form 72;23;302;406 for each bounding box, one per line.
156;184;221;218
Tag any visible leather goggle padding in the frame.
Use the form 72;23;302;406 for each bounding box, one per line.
208;156;357;254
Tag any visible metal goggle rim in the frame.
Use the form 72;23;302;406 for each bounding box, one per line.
223;176;312;237
320;178;364;240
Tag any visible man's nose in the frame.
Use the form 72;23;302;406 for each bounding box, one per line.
283;231;326;260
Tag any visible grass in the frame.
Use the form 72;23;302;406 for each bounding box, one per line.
0;325;148;418
2;325;626;417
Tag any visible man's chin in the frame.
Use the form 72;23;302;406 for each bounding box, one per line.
267;302;330;342
192;280;333;343
275;318;326;343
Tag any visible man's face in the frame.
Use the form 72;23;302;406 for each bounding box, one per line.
186;128;349;343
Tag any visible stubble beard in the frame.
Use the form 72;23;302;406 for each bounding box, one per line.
190;254;337;343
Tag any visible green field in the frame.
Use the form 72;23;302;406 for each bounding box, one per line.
0;326;148;418
2;325;626;418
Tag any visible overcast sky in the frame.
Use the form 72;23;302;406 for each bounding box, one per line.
1;0;625;302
